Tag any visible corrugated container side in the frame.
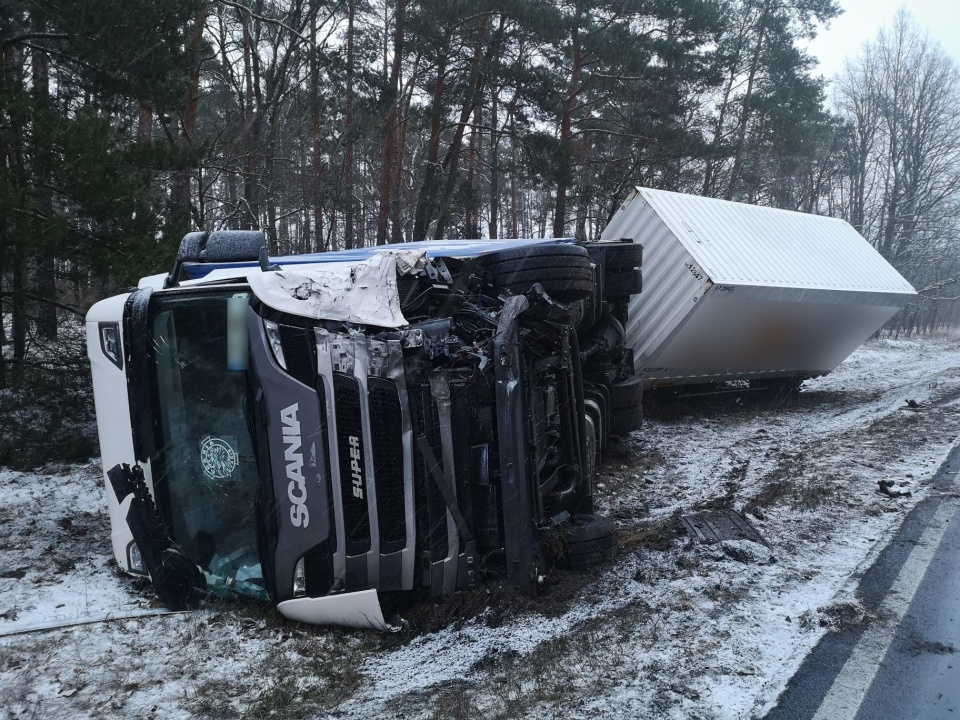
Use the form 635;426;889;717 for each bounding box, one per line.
644;284;906;385
600;188;917;387
640;189;916;293
604;193;708;372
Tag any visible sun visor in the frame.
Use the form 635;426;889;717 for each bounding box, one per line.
248;251;427;328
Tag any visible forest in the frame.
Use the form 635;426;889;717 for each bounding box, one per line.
1;0;959;463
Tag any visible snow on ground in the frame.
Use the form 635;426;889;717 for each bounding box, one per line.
2;332;959;720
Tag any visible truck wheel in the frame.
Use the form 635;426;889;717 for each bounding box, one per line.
604;267;642;297
608;375;643;435
480;244;594;301
585;242;643;298
586;241;643;272
749;377;803;399
562;514;618;569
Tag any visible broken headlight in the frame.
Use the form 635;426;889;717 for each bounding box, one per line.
263;319;286;369
293;556;306;597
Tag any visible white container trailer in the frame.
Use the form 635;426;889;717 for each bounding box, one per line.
600;188;917;388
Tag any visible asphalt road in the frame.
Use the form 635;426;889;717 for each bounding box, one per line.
766;441;960;720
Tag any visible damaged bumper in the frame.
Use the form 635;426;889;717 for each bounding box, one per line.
277;589;394;631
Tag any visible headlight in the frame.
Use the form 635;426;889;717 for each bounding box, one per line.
263;319;286;369
126;541;146;575
293;557;306;597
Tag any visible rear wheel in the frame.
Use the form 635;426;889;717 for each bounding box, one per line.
586;242;643;298
608;375;643;435
604;267;642;297
562;514;618;569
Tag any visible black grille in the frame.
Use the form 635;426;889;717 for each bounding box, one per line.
412;386;449;562
303;541;334;597
334;373;371;555
317;382;336;555
278;324;317;387
369;377;406;555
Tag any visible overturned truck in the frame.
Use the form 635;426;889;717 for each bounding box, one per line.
87;190;915;627
87;236;642;628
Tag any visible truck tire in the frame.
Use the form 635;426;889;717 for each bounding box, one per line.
604;267;642;297
585;241;643;271
608;375;643;435
562;514;618;569
585;242;643;298
480;244;594;301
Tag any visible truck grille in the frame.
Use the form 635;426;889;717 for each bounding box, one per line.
272;321;413;590
369;377;407;555
412;386;449;562
303;540;334;597
333;373;372;556
277;324;317;387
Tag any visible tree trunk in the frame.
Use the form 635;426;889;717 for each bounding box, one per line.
488;88;499;239
412;49;448;242
464;103;481;237
432;17;493;240
510;103;521;236
390;59;417;244
171;8;208;234
724;2;771;200
344;0;356;248
240;7;258;230
376;0;406;245
554;45;584;238
31;42;57;340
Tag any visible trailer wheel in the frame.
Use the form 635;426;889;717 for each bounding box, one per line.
749;377;804;399
562;514;618;569
480;244;594;301
608;375;643;435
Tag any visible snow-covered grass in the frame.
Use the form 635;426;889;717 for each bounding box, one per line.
2;332;959;719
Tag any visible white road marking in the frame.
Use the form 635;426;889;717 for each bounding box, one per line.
812;493;959;720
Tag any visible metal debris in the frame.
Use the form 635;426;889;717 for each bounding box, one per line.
878;479;912;498
680;508;767;546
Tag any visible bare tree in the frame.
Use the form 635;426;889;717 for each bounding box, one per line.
834;10;960;332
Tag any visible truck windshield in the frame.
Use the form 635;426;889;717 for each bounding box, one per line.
150;289;266;600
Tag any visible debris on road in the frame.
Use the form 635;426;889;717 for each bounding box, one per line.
878;479;913;498
680;508;766;546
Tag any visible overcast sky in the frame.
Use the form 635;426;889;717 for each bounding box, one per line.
805;0;960;80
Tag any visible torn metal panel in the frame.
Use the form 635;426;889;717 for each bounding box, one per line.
247;251;427;328
681;508;766;545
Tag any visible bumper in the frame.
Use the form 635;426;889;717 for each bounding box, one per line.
277;589;394;631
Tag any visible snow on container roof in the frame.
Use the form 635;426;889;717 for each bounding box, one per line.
632;188;916;295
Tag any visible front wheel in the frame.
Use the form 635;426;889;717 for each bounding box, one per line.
562;514;618;569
